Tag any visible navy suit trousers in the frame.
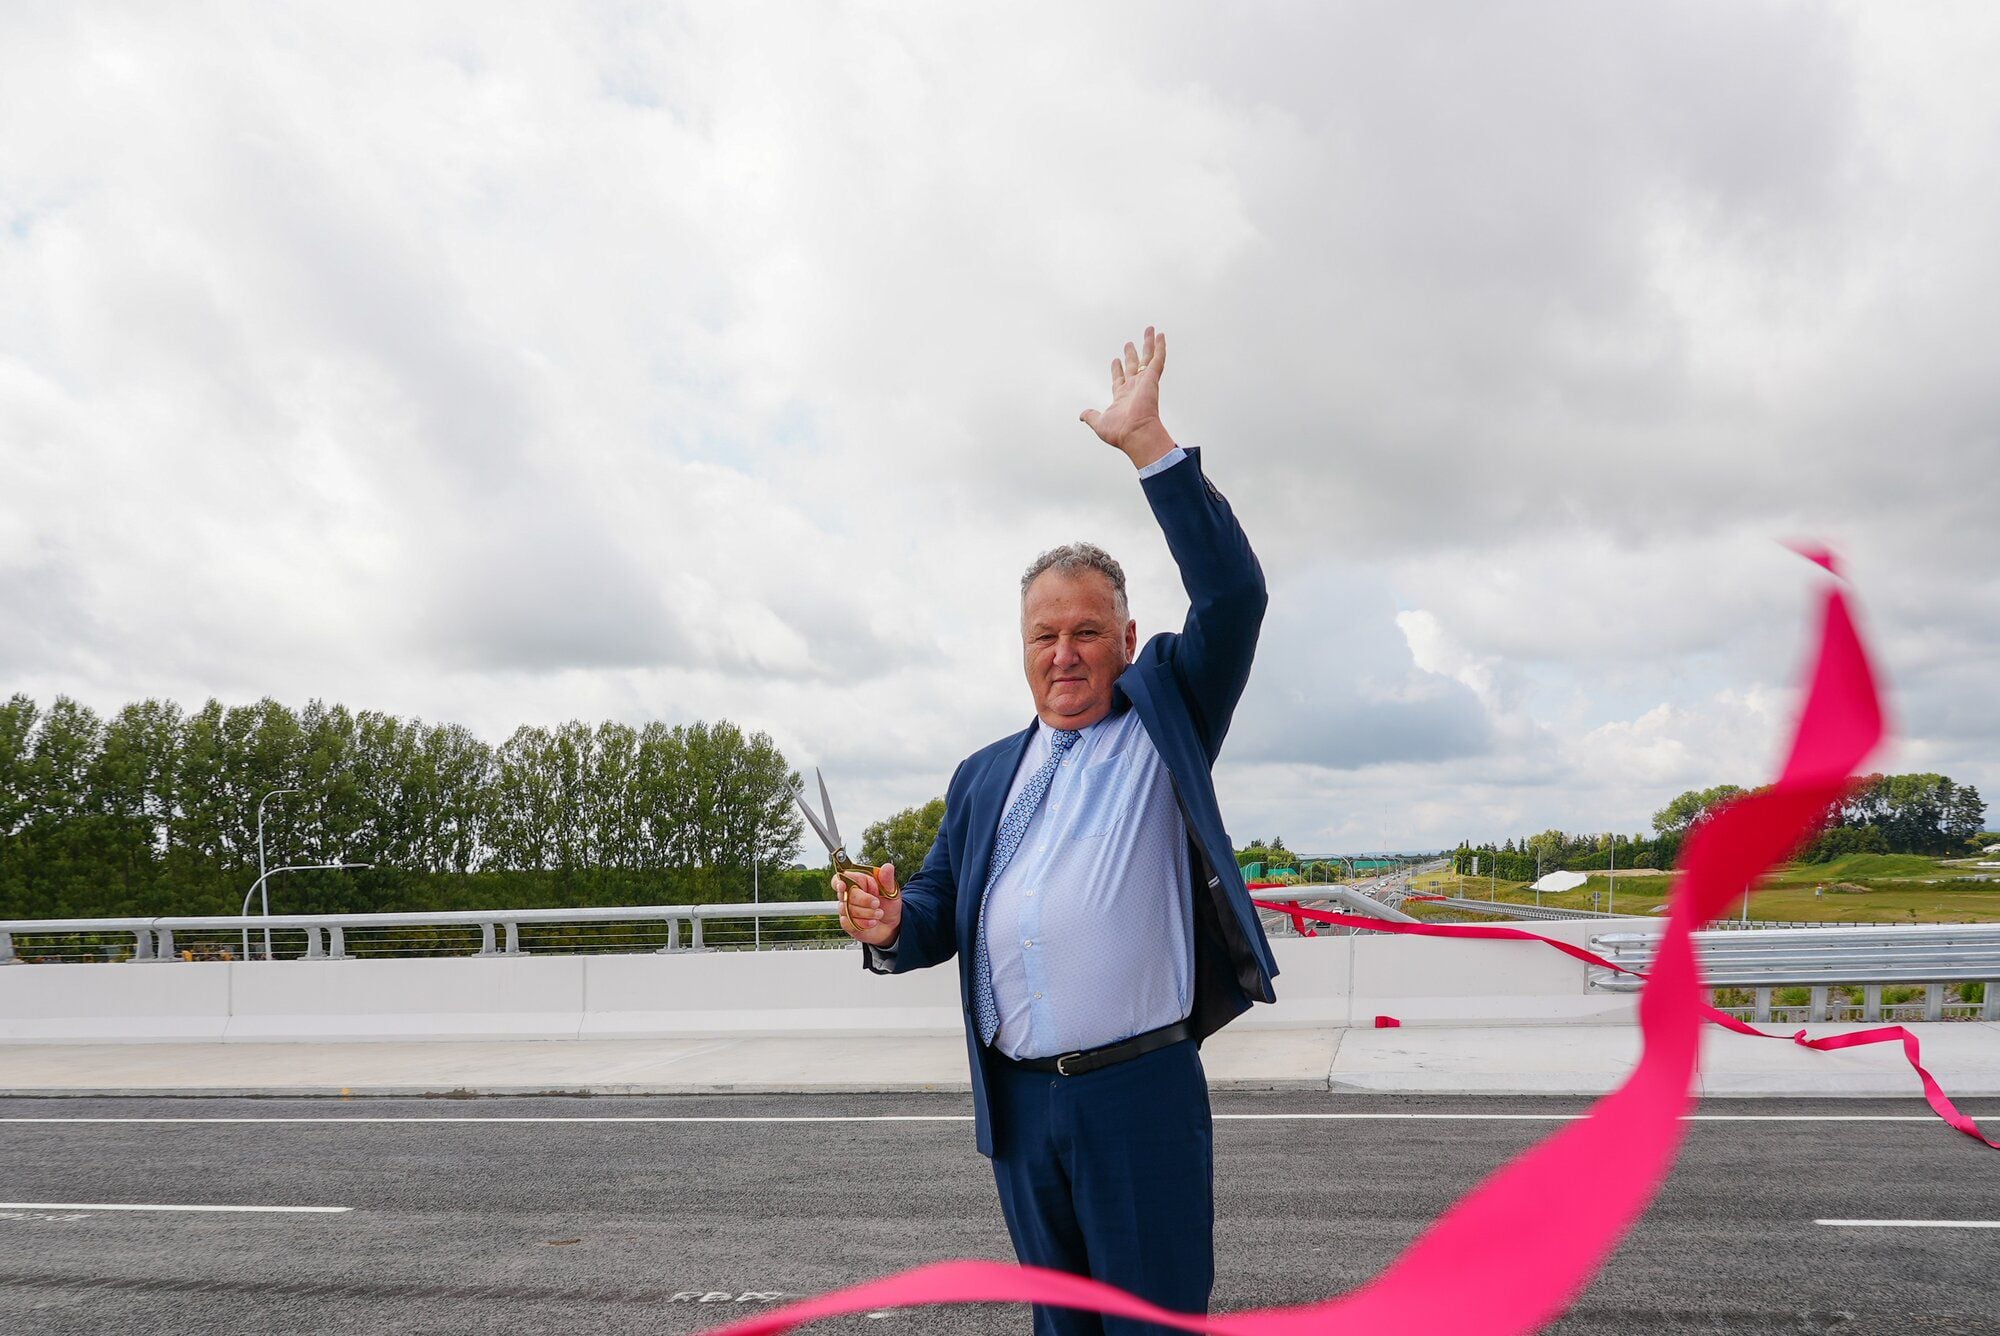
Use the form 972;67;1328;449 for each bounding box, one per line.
986;1038;1214;1335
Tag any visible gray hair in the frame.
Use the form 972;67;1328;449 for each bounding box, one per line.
1020;542;1129;620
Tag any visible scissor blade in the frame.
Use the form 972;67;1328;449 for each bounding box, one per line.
816;768;844;851
793;776;837;854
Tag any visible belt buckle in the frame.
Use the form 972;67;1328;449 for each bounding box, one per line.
1055;1050;1086;1077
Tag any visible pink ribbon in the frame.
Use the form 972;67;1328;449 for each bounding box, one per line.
706;582;1963;1335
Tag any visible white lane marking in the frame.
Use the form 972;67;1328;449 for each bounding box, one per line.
1817;1219;2000;1229
2;1112;1992;1125
0;1202;350;1214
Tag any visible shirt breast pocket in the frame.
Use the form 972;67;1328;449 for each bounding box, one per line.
1069;757;1125;841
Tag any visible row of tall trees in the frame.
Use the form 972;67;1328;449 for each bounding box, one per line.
1453;830;1658;881
0;694;809;920
1645;773;1985;861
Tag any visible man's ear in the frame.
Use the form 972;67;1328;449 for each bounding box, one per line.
1123;619;1138;663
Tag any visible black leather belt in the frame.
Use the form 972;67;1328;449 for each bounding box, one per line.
997;1018;1193;1077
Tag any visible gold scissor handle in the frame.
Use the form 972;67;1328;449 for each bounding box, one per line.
835;856;898;900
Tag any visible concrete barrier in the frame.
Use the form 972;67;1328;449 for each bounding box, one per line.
0;959;232;1042
0;923;1647;1044
579;950;963;1038
223;956;588;1042
1344;919;1643;1026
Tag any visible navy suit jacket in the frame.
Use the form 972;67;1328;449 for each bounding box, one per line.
864;447;1278;1157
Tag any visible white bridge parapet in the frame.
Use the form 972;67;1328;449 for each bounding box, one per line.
0;919;1643;1044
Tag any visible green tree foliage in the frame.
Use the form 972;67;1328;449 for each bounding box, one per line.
1837;774;1986;855
1456;830;1661;880
861;798;947;877
1235;835;1290;870
1800;823;1890;862
0;694;808;919
1650;785;1748;838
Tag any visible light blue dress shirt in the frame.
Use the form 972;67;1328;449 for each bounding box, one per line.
979;704;1194;1058
871;445;1195;1058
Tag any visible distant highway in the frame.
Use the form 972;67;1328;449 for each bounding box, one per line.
4;1092;1997;1334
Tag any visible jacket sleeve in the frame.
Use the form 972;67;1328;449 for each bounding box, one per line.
862;761;965;975
1137;446;1268;759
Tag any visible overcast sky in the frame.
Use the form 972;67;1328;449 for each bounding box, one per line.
4;2;1995;858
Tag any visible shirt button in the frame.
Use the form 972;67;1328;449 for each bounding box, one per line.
1023;939;1033;948
1033;992;1043;1000
1025;890;1036;898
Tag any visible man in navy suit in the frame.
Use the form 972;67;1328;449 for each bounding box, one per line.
836;325;1277;1335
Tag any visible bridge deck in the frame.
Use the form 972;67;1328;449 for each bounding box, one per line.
4;1092;1996;1334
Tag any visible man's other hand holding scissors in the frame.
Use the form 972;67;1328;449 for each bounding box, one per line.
794;768;905;948
836;864;902;948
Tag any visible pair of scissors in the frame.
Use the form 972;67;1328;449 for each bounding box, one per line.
794;768;897;900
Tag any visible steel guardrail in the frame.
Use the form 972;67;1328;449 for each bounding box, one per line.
1588;923;2000;1022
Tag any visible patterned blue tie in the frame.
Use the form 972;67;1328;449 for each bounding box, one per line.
973;727;1083;1047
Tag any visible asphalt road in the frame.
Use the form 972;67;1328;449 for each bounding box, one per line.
2;1093;1997;1335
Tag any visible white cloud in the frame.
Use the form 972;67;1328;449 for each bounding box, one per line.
2;2;1995;855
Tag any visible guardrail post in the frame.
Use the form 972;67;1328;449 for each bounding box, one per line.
1753;987;1772;1023
154;928;176;960
691;917;704;950
1862;984;1882;1022
305;927;324;960
1924;983;1944;1022
656;919;681;954
0;930;14;964
1984;984;2000;1022
504;922;521;955
328;926;348;960
1809;986;1829;1023
478;922;497;956
131;929;153;962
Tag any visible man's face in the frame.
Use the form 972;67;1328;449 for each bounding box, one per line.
1021;569;1138;730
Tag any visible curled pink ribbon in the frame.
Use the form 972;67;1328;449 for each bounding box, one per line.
706;582;1958;1335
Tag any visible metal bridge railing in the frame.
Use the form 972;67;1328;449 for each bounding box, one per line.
1589;923;2000;1023
0;902;850;965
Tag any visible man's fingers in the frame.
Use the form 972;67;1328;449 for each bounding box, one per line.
1152;328;1165;376
1109;358;1125;392
1123;340;1140;376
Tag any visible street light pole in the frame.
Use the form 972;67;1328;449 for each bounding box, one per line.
1609;835;1617;916
240;860;374;961
256;788;303;909
752;814;761;952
